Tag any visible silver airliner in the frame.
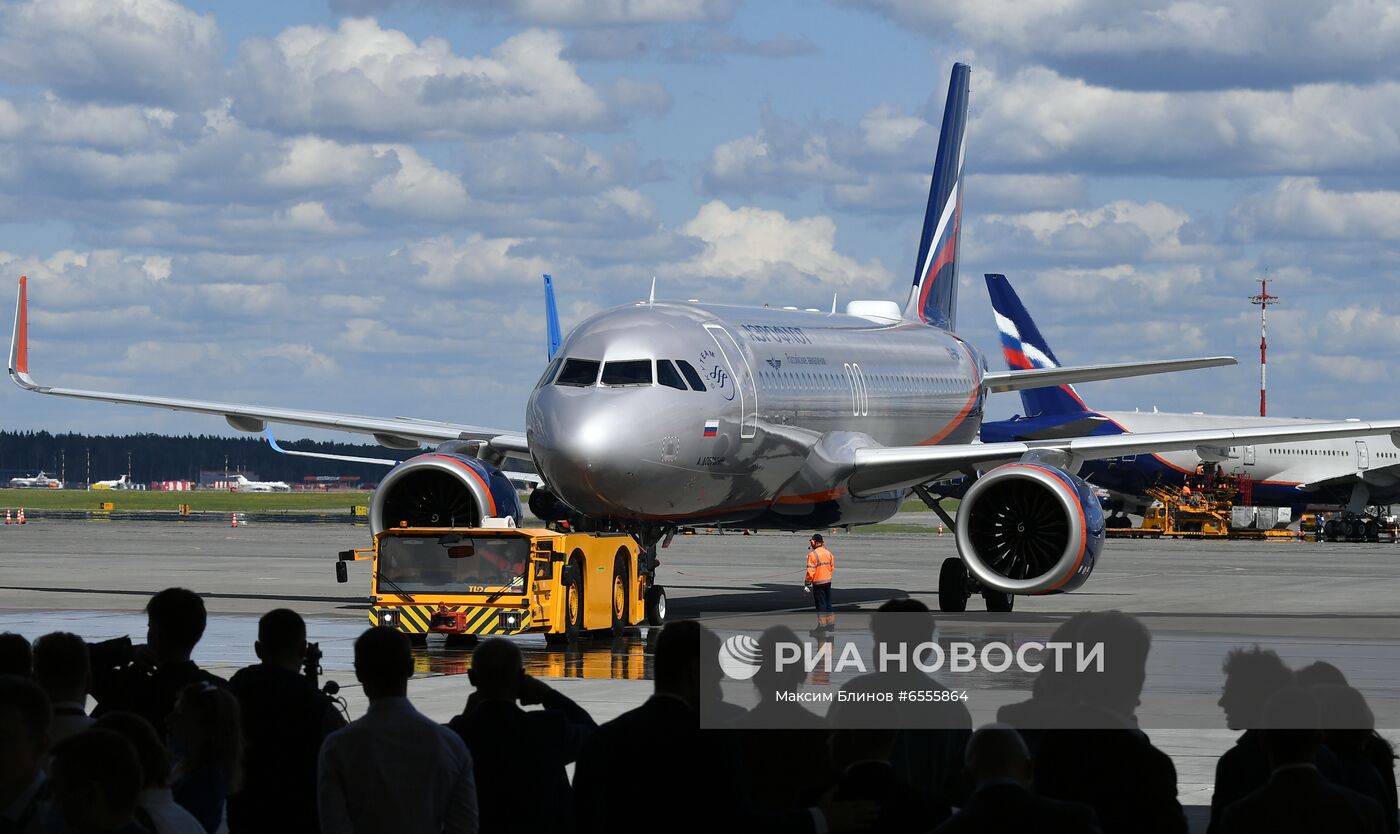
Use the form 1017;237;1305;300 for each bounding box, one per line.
10;64;1400;613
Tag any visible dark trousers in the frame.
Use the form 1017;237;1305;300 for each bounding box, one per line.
812;582;833;628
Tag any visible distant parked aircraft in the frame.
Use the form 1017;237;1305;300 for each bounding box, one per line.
91;475;130;490
232;474;291;493
9;471;61;489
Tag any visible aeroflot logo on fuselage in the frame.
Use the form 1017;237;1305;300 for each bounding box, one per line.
741;324;811;345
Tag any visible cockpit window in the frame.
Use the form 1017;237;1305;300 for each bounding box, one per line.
676;360;706;391
657;360;687;390
535;357;563;389
555;358;601;387
601;360;653;387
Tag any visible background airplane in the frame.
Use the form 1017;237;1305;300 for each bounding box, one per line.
231;474;291;493
91;475;130;490
981;273;1400;538
11;64;1400;615
8;471;61;489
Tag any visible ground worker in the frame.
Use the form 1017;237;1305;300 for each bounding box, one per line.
805;533;835;636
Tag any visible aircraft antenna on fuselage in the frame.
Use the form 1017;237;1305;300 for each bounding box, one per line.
831;292;837;315
649;276;656;306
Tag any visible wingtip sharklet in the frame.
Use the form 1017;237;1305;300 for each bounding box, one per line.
10;274;31;383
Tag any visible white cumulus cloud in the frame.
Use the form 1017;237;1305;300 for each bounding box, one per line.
234;21;616;139
0;0;223;106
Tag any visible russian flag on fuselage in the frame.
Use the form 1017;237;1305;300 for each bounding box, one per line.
903;63;970;332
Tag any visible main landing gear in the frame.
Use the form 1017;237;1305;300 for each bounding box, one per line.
938;557;1015;613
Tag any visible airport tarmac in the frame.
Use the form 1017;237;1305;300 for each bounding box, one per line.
3;520;1399;830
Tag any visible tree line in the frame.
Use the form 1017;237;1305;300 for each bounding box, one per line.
0;431;411;485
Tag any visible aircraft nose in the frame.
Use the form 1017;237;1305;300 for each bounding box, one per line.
528;389;633;515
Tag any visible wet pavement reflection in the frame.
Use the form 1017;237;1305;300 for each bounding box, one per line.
0;609;655;681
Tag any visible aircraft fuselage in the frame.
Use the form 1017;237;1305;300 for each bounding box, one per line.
527;301;985;528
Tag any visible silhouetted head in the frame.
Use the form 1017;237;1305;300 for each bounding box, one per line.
965;723;1032;787
167;682;244;792
752;625;806;703
1295;660;1348;689
1313;684;1375;755
468;638;524;701
95;712;170;789
809;533;824;546
1030;611;1095;702
1219;646;1295;730
829;720;898;771
1074;611;1151;719
0;633;31;677
145;588;207;662
0;674;50;798
32;632;90;703
354;626;414;700
255;609;307;670
1260;686;1323;767
870;598;936;665
654;620;701;708
48;729;143;833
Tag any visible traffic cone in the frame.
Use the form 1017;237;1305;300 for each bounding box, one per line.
230;512;240;527
16;508;25;525
3;509;10;525
937;522;944;536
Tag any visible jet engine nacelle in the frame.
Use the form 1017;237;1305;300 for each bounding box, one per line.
954;462;1104;595
370;452;522;536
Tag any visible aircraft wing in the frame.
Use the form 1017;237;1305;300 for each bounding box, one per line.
9;276;528;454
1296;463;1400;496
849;420;1400;495
981;356;1234;393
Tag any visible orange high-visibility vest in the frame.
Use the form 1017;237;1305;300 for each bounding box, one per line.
806;546;834;584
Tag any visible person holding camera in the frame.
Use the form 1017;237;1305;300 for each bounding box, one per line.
806;533;836;636
89;588;226;741
227;609;346;834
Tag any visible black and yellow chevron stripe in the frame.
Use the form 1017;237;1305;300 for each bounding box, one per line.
368;604;533;635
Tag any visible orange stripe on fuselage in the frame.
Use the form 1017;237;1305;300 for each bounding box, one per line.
916;344;981;446
428;455;497;516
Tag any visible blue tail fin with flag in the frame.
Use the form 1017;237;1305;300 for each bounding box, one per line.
903;63;970;331
984;273;1092;417
544;274;562;360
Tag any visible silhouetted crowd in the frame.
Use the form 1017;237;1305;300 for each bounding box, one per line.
0;590;1396;834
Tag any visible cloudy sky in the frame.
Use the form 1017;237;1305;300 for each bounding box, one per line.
4;0;1398;442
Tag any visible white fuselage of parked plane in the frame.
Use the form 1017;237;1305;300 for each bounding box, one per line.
1101;410;1400;497
234;475;290;492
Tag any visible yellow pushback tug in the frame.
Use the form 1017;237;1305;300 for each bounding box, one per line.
336;521;660;644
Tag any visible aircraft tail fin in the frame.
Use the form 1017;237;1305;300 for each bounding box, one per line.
984;273;1093;417
903;63;970;331
544;274;562;360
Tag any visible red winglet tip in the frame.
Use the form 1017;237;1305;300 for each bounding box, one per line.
15;274;28;374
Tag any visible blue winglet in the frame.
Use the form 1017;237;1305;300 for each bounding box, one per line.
263;427;289;454
544;274;562;360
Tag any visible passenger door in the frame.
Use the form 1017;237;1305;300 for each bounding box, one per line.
704;324;757;439
1356;440;1369;470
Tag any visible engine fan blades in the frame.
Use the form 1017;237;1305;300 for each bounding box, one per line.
381;469;480;528
967;479;1070;581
